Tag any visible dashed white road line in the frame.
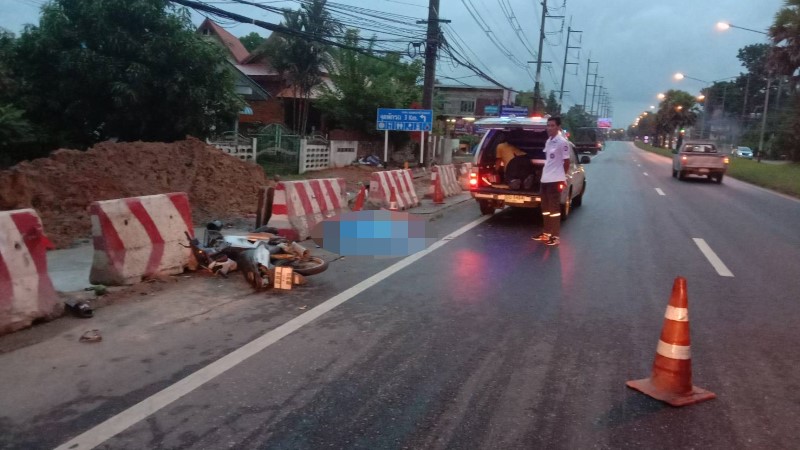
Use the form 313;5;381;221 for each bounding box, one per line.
643;172;649;176
693;238;734;277
54;214;494;450
655;188;665;196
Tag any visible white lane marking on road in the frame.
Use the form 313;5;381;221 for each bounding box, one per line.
655;188;665;196
693;238;734;277
643;172;649;176
54;214;493;450
637;164;641;167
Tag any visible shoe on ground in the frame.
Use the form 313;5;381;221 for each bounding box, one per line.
523;174;535;190
508;178;521;190
545;236;560;246
532;232;551;241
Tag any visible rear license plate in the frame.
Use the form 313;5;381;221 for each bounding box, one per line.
505;195;527;204
698;168;709;174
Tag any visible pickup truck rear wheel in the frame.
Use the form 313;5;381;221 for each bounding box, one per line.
672;169;677;178
478;200;495;215
714;173;724;184
678;170;686;180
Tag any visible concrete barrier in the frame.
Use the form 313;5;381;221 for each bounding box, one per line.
368;170;419;210
89;192;194;285
269;178;348;241
430;164;461;198
0;209;61;335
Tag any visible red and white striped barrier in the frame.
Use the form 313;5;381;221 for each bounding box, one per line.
89;192;194;285
429;164;461;198
459;162;473;190
0;209;61;335
368;170;419;210
270;178;348;241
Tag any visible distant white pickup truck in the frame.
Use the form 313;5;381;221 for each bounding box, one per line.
672;141;730;184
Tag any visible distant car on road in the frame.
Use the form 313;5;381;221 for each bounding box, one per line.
672;140;730;183
734;146;754;159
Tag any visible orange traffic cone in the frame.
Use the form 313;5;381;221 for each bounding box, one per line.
388;187;399;211
352;183;366;211
433;173;445;204
626;277;716;407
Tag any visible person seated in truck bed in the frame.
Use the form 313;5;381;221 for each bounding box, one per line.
494;131;536;190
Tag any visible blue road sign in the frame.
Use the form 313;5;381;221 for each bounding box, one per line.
376;108;433;132
500;105;529;117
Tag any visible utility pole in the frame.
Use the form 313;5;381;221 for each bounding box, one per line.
757;76;771;161
583;59;597;111
532;0;563;114
591;76;603;116
558;24;582;114
417;0;449;167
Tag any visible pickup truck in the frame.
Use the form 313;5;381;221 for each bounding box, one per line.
571;127;603;155
469;116;587;219
672;141;730;184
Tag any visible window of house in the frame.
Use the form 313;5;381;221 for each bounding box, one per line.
460;100;475;113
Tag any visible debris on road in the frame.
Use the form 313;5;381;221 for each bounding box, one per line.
79;329;102;343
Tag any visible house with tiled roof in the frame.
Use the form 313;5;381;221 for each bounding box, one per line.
197;19;329;135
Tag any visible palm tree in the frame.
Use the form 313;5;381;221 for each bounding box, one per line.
268;0;340;135
769;0;800;82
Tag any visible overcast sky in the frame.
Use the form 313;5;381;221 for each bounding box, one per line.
1;0;787;127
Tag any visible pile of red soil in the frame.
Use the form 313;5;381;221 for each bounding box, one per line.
0;138;268;248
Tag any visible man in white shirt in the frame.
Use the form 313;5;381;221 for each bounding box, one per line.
532;117;570;247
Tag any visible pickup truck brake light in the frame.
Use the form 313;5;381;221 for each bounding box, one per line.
681;155;688;165
723;157;730;164
558;182;565;192
469;171;478;187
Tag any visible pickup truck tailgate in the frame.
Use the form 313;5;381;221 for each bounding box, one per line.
684;154;726;169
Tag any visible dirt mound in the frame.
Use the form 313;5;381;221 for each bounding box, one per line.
0;138;268;248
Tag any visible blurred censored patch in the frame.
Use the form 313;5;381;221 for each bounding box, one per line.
311;210;435;257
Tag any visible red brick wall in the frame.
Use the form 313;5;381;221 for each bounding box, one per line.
240;99;284;125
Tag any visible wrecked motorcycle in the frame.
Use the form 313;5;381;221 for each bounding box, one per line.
185;222;328;291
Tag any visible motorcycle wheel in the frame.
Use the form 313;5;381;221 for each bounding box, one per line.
283;256;328;276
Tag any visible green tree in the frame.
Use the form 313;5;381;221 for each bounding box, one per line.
655;90;698;148
0;28;36;166
561;104;594;134
515;90;534;110
544;90;560;116
266;0;341;134
12;0;241;150
239;32;265;52
316;29;422;136
768;0;800;160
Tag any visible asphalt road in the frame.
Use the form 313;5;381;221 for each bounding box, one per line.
2;141;800;449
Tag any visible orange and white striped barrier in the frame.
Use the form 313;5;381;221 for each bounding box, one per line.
368;170;419;210
89;192;194;285
429;164;461;198
0;209;61;335
626;276;716;407
269;178;348;241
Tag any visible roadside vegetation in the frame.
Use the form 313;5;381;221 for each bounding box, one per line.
634;141;800;197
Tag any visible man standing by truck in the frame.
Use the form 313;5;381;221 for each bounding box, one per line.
533;117;570;247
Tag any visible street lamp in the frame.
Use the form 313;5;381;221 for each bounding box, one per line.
674;73;710;84
716;21;768;35
657;93;666;100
